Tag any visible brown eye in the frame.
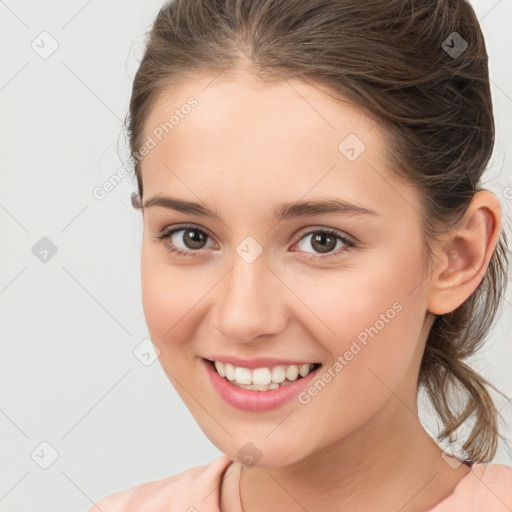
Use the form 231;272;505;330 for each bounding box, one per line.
180;228;208;249
310;232;338;253
294;228;356;260
156;225;215;257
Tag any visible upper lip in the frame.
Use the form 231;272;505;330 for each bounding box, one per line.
204;355;321;370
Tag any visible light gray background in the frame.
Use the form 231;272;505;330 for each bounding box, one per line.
1;1;511;511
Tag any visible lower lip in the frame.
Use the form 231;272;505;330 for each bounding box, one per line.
203;358;322;412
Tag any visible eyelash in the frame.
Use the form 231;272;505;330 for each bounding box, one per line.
155;224;357;261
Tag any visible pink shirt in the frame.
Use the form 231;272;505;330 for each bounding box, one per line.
86;455;512;511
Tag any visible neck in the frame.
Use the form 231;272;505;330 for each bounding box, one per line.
239;397;470;512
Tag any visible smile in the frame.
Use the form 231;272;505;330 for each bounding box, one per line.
210;359;321;390
203;358;323;412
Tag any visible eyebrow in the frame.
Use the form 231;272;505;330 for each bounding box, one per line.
141;194;378;222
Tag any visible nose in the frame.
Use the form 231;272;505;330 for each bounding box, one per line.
211;254;288;343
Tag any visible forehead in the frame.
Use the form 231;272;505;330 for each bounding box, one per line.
138;71;417;221
142;72;378;152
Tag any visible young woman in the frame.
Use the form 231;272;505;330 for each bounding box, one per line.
88;0;511;510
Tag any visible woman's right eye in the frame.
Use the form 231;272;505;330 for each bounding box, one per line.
155;225;215;258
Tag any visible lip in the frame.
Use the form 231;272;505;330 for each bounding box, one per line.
204;355;319;370
202;357;322;412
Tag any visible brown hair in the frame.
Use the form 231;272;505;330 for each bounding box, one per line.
127;0;510;462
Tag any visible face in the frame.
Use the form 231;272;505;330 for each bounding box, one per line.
138;70;435;467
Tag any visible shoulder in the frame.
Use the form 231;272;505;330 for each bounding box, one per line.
431;462;512;511
472;463;512;508
86;455;233;512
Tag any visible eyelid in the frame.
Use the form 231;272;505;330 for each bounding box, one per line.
293;225;357;245
156;223;216;241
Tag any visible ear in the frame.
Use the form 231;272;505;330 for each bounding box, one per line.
427;190;502;316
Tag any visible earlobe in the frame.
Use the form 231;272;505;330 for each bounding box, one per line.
427;190;502;316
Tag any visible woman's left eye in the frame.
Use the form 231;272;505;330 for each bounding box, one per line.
155;225;356;260
293;229;356;260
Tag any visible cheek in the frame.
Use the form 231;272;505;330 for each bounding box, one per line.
295;251;427;394
288;274;426;445
140;245;197;347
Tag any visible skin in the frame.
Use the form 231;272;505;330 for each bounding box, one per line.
137;68;502;512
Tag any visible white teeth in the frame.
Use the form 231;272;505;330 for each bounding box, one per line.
299;363;311;377
225;363;235;381
212;360;318;388
252;367;272;386
271;366;286;383
285;365;299;381
232;382;280;391
234;367;252;385
214;361;226;378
